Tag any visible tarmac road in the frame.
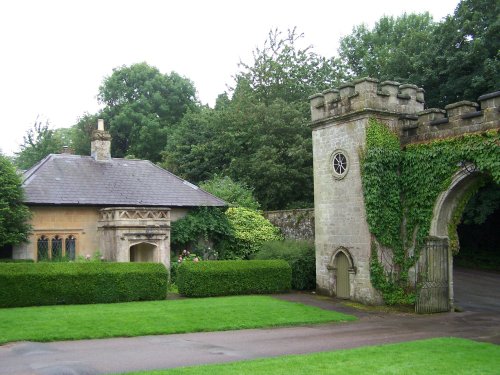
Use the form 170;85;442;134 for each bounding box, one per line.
1;268;499;375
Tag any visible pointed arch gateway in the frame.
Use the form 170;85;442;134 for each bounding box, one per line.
416;169;485;313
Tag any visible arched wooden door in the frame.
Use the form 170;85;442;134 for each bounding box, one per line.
335;252;350;298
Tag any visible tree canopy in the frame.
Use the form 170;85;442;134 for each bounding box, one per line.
15;120;67;170
338;0;499;107
14;0;498;211
98;62;197;161
164;29;344;210
0;153;31;251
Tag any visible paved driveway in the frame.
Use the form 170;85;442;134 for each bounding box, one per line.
454;267;500;313
1;269;499;375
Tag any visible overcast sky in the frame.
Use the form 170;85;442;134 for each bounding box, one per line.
0;0;459;155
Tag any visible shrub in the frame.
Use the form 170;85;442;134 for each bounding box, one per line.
254;240;316;290
0;262;168;307
177;260;291;297
219;207;283;259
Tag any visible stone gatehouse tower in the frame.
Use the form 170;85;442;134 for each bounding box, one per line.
309;77;499;305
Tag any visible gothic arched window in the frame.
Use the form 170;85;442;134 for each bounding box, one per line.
37;236;49;261
65;236;76;260
51;236;63;260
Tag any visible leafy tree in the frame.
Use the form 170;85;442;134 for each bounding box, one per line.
98;62;197;161
71;113;97;156
236;27;345;105
160;106;230;182
170;207;232;250
427;0;500;106
462;181;500;225
338;1;499;107
338;13;437;92
0;153;31;252
200;175;261;210
15;119;63;170
165;29;343;210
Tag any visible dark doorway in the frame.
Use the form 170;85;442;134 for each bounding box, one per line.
455;182;500;272
0;244;13;259
454;182;500;312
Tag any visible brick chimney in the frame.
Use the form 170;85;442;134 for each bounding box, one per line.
91;119;111;161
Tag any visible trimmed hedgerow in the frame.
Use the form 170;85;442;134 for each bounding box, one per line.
0;262;168;307
254;240;316;290
177;260;291;297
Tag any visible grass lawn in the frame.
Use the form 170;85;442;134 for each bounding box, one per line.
123;337;500;375
0;295;355;344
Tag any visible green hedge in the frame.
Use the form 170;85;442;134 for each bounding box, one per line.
0;262;168;307
177;260;291;297
254;240;316;290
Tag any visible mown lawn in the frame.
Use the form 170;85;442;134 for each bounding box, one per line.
123;337;500;375
0;295;355;344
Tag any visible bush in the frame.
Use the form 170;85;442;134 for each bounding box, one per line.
0;262;168;307
219;207;283;259
254;240;316;290
0;259;34;263
177;260;291;297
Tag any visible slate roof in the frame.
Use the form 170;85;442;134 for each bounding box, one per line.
22;154;226;207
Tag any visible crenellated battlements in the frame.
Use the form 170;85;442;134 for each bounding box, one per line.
309;77;425;122
309;77;500;145
400;91;500;145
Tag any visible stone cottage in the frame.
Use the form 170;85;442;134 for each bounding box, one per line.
13;120;225;267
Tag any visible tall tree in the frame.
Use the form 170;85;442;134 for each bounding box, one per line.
338;13;437;91
338;0;499;107
15;119;63;170
98;62;197;161
0;153;31;252
428;0;500;106
237;27;345;105
165;29;344;210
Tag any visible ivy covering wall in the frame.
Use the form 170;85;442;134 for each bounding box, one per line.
362;119;500;305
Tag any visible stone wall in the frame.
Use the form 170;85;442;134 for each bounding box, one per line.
13;205;189;264
13;206;101;260
264;209;315;241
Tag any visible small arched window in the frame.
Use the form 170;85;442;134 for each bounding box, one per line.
65;236;76;261
37;236;49;261
51;236;63;260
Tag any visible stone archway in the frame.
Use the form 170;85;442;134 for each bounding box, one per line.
430;169;483;238
420;169;485;311
130;242;157;262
